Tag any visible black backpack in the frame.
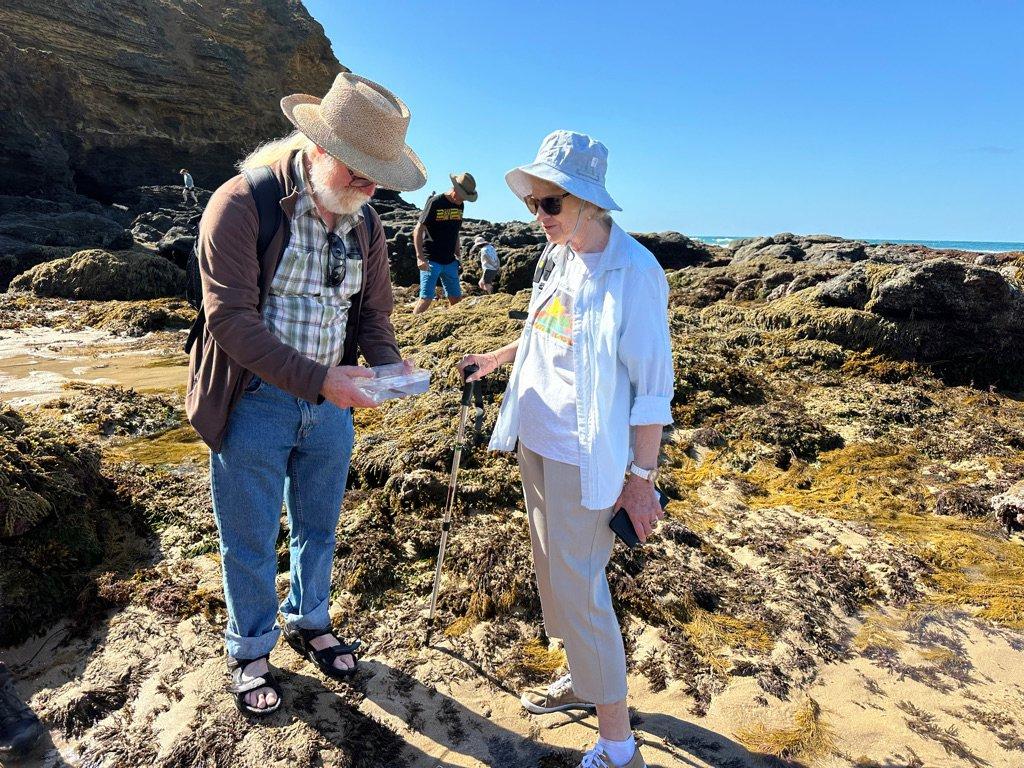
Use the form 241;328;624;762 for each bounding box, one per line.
183;166;375;355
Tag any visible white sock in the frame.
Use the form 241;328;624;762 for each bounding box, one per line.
597;735;636;766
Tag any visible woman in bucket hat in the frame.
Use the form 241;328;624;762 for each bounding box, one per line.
460;131;673;768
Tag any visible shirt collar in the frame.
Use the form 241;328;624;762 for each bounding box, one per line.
292;150;365;232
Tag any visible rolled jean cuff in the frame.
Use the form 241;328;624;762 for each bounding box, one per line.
225;625;280;661
280;596;331;632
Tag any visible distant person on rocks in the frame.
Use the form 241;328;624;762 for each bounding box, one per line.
460;130;672;768
185;73;425;717
179;168;199;206
412;172;477;314
0;662;45;757
471;235;500;293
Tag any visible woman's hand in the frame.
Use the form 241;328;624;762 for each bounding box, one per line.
614;476;664;543
458;352;500;382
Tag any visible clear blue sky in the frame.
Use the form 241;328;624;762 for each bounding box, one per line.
304;1;1023;242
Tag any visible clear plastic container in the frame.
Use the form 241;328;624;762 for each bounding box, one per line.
354;363;431;404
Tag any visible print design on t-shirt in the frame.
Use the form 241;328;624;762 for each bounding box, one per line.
533;291;573;347
433;208;463;222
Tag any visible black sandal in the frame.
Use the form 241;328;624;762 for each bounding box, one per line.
283;625;361;681
226;655;283;716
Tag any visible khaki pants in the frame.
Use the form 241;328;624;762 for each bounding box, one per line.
517;443;628;705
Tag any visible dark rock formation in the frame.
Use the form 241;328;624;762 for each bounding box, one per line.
10;248;184;300
631;232;727;270
0;0;342;200
730;232;1022;268
157;227;197;269
0;202;133;289
755;258;1024;387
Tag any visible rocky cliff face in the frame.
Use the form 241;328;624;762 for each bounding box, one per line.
0;0;342;200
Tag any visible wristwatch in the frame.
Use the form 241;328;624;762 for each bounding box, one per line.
628;463;659;484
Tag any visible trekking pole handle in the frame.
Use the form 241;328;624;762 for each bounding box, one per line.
461;364;479;406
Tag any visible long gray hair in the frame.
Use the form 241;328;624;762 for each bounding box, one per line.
237;130;314;171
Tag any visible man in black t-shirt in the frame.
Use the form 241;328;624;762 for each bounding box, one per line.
413;171;477;314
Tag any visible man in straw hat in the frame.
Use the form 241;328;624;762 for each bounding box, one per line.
412;171;477;314
185;72;426;716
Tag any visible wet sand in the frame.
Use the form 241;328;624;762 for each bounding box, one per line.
0;327;188;405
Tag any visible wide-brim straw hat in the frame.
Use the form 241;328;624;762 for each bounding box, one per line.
450;172;478;202
506;130;621;211
281;73;427;192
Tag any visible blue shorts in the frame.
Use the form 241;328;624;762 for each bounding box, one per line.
418;260;462;299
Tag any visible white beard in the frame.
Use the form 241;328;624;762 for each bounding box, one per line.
309;155;371;215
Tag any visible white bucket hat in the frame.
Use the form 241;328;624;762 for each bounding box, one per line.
505;130;621;212
281;72;427;192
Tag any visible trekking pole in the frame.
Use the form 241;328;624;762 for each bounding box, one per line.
425;364;482;645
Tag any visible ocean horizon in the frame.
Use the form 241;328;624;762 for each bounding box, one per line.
696;236;1024;254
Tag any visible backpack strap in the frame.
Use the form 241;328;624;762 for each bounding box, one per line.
533;242;557;289
339;202;379;366
362;201;375;244
183;166;284;354
243;166;284;262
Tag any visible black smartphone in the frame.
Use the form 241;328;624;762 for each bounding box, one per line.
609;488;670;547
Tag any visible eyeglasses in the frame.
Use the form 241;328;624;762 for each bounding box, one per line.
524;192;571;216
342;165;376;189
326;232;347;287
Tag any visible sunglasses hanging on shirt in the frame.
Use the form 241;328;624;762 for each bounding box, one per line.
326;232;347;287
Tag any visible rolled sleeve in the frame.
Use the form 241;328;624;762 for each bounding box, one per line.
618;266;674;426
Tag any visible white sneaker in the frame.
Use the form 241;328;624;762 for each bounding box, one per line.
520;673;596;714
578;744;647;768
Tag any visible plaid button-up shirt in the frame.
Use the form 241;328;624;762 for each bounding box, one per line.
263;151;364;367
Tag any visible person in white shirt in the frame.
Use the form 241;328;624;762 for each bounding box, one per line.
459;130;672;768
180;168;198;206
471;235;501;293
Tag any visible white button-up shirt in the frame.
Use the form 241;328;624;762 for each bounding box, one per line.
489;222;674;509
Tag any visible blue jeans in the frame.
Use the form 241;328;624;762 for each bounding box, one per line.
418;260;462;299
210;375;354;660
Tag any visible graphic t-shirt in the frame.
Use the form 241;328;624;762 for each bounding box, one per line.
418;193;464;264
517;250;601;466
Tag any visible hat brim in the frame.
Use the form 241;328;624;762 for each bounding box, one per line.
282;94;427;192
505;162;621;212
449;174;478;202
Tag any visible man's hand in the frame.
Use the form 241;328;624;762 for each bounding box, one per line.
417;258;429;271
613;475;664;543
320;366;379;409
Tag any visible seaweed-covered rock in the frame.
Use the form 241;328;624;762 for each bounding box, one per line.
754;258;1024;387
9;248;185;300
0;409;138;646
51;384;181;438
80;297;195;336
0;208;133;288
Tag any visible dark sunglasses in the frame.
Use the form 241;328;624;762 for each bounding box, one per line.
326;232;347;287
524;192;570;216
